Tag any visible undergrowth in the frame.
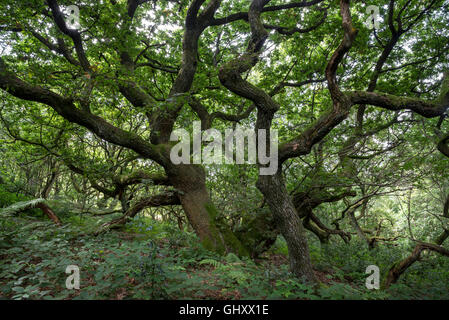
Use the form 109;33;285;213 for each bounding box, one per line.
1;213;448;300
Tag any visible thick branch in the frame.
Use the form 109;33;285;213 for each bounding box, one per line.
47;0;91;71
210;0;325;26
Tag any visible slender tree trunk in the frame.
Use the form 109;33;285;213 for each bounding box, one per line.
257;171;317;284
94;162;251;257
36;203;62;225
383;242;449;288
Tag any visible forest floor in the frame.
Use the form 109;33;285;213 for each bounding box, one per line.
1;212;448;300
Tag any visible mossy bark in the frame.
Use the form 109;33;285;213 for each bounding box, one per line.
167;163;249;256
383;242;449;289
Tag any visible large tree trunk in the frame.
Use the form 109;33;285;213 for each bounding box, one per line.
166;163;249;256
257;171;317;284
97;191;181;232
383;242;449;289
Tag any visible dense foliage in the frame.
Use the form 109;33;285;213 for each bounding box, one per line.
1;0;449;299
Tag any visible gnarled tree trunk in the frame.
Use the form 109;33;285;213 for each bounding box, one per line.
167;163;249;256
257;172;317;284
